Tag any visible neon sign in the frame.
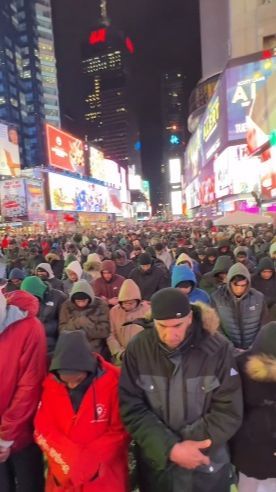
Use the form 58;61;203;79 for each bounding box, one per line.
89;29;135;54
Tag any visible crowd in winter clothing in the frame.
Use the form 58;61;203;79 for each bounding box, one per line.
1;223;276;491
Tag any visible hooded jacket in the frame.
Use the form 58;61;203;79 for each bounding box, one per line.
83;253;102;281
251;257;276;310
129;263;170;301
0;291;46;452
64;260;91;295
35;331;129;492
21;276;67;354
231;322;276;479
59;280;111;358
94;260;125;302
199;255;233;295
114;250;135;279
212;263;267;350
108;279;150;361
233;246;256;273
120;302;243;492
45;253;65;280
36;262;64;291
171;265;210;304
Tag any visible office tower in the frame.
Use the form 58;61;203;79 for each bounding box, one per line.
81;0;141;170
0;0;60;167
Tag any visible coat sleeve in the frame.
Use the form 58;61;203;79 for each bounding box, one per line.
107;309;125;359
34;387;82;488
78;301;110;340
119;344;180;470
157;270;170;291
0;321;46;448
94;279;103;298
180;341;243;445
58;303;76;332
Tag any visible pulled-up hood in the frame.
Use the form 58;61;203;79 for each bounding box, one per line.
171;265;196;288
65;260;83;281
1;290;40;334
226;262;251;291
118;279;142;302
246;322;276;382
175;253;193;269
69;279;95;303
36;262;54;279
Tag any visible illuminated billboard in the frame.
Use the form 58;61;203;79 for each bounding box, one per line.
46;124;85;175
0;179;27;220
0;123;20;177
48;172;108;213
185;177;200;209
171;190;182;215
26;180;45;222
169;158;181;184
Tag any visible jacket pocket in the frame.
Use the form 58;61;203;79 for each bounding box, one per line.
186;376;220;423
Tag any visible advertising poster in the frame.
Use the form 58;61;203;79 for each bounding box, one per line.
26;180;46;222
260;148;276;200
226;55;276;145
214;149;233;199
108;188;122;214
89;146;106;181
198;161;215;206
184;125;202;183
0;123;20;177
103;159;121;188
1;179;27;220
48;172;109;213
46;124;85;175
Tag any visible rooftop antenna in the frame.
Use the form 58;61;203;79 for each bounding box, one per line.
100;0;110;26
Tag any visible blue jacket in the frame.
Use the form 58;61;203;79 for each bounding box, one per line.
171;265;210;304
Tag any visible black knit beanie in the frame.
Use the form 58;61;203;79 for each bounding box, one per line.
151;288;191;320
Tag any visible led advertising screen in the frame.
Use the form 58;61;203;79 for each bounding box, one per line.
26;180;46;222
226;55;276;144
0;123;20;177
0;179;27;220
48;172;109;213
260;147;276;200
108;188;122;214
103;159;121;188
185;177;200;210
185;125;202;183
169;158;181;184
171;190;182;216
89;146;105;181
46;124;85;175
198;161;215;206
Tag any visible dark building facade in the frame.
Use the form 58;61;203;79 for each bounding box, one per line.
0;0;60;167
81;17;141;170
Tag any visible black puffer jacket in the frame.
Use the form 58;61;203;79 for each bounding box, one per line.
120;303;243;492
129;264;170;301
251;257;276;309
39;286;67;354
212;263;267;349
231;322;276;479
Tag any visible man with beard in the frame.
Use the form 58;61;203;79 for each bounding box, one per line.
129;253;170;301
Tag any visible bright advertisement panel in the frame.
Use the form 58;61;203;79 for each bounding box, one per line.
185;177;200;209
184;125;202;182
120;166;128;203
199;161;215;205
46;124;85;175
48;172;109;213
260;147;276;199
103;159;121;188
108;188;122;214
226;55;276;144
0;179;27;220
129;173;142;190
26;180;46;222
0;123;20;177
171;190;182;215
169;158;181;183
89;146;105;181
214;150;232;199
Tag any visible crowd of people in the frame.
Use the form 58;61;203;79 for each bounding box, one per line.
1;222;276;492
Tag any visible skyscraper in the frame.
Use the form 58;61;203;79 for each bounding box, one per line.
0;0;60;167
81;0;140;170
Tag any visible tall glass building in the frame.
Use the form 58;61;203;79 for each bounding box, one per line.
0;0;60;167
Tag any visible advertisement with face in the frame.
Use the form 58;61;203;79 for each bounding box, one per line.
199;161;215;205
46;125;85;175
226;55;276;145
1;179;27;219
26;180;46;222
0;123;20;177
48;172;109;213
108;188;122;214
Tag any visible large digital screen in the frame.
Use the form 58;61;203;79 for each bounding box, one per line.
0;179;27;219
185;177;200;209
226;56;276;143
48;172;109;213
171;190;182;215
46;125;85;175
0;123;20;177
199;161;215;206
26;180;45;222
169;158;181;184
89;146;105;181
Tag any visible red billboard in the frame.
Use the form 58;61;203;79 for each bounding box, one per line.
46;124;85;175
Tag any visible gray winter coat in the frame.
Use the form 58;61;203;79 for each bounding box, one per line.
212;263;267;350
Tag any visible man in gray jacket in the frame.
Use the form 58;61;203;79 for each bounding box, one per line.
120;288;243;492
212;263;267;350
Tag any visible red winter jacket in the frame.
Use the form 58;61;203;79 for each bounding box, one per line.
0;291;47;452
34;357;129;492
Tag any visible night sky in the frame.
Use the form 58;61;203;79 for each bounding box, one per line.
51;0;202;207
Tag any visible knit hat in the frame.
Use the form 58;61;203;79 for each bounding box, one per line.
21;276;47;300
81;247;90;257
257;257;274;273
9;268;25;281
50;330;97;374
151;288;191;320
138;253;152;266
36;263;54;279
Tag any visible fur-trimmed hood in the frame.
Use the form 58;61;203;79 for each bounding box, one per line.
192;301;220;335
